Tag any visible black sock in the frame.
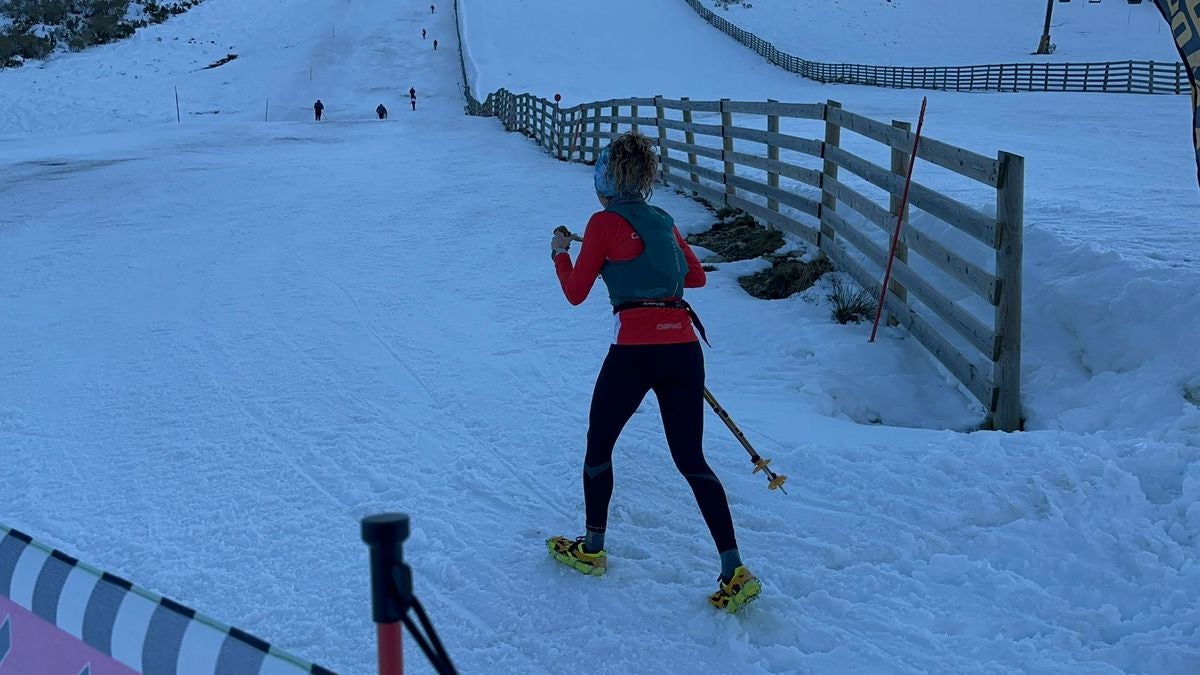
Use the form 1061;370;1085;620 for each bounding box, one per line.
584;530;605;553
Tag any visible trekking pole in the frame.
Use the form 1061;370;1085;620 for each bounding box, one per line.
703;387;787;494
362;514;458;675
869;96;927;343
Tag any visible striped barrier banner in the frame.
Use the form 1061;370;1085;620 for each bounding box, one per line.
0;525;335;675
1154;0;1200;186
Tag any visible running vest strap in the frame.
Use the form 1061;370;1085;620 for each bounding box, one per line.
613;299;710;347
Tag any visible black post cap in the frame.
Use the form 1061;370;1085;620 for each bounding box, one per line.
362;513;410;547
362;513;412;624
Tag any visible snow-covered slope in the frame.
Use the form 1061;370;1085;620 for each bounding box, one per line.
699;0;1182;65
1;0;1198;673
0;0;452;134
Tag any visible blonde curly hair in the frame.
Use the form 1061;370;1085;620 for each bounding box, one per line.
607;131;658;198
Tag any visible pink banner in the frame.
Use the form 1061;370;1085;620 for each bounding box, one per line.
0;596;137;675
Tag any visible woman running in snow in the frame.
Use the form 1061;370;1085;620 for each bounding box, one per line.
546;131;761;612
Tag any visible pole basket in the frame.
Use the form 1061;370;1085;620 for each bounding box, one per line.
752;458;788;492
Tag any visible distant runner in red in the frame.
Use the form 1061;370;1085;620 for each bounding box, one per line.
545;131;762;613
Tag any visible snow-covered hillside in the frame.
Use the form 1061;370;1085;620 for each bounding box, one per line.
700;0;1182;65
1;0;1198;673
0;0;205;67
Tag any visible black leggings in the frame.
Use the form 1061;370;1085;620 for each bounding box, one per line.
583;341;738;553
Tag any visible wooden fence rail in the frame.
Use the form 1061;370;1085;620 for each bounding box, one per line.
684;0;1189;95
452;0;1024;430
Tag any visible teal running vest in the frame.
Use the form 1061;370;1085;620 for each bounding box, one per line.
599;198;686;307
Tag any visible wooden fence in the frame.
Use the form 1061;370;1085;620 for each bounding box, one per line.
469;88;1024;430
685;0;1190;95
451;0;1024;430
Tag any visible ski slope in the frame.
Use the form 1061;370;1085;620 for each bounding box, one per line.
698;0;1183;65
2;0;1199;673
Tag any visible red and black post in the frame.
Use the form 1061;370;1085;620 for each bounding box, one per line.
362;513;457;675
362;514;411;675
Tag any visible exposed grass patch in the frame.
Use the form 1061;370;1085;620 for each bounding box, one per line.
828;276;877;324
686;207;784;262
738;255;833;300
201;52;237;69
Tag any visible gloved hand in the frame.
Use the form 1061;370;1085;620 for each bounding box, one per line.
551;226;575;258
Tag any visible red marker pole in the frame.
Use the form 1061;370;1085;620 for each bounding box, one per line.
869;97;927;343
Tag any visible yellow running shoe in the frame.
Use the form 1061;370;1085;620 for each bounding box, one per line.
546;536;607;576
708;566;762;613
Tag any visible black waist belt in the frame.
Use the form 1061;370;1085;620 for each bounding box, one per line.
613;299;710;347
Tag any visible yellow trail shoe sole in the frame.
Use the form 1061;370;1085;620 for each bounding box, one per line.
546;535;607;576
709;566;762;613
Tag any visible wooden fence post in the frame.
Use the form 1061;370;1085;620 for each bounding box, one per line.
1127;60;1134;93
887;119;912;325
591;103;602;160
994;151;1024;432
610;103;619;141
1149;61;1156;95
766;99;780;216
631;102;639;136
655;95;669;182
553;100;563;159
533;97;540;143
575;109;585;161
819;100;842;247
721;98;734;205
541;99;549;148
681;96;699;188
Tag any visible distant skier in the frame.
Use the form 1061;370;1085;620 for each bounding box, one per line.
433;39;438;51
422;28;426;40
545;131;761;613
376;104;388;119
313;99;324;121
409;87;417;111
430;4;435;13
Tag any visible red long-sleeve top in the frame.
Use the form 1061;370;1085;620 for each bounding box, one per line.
554;210;706;345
